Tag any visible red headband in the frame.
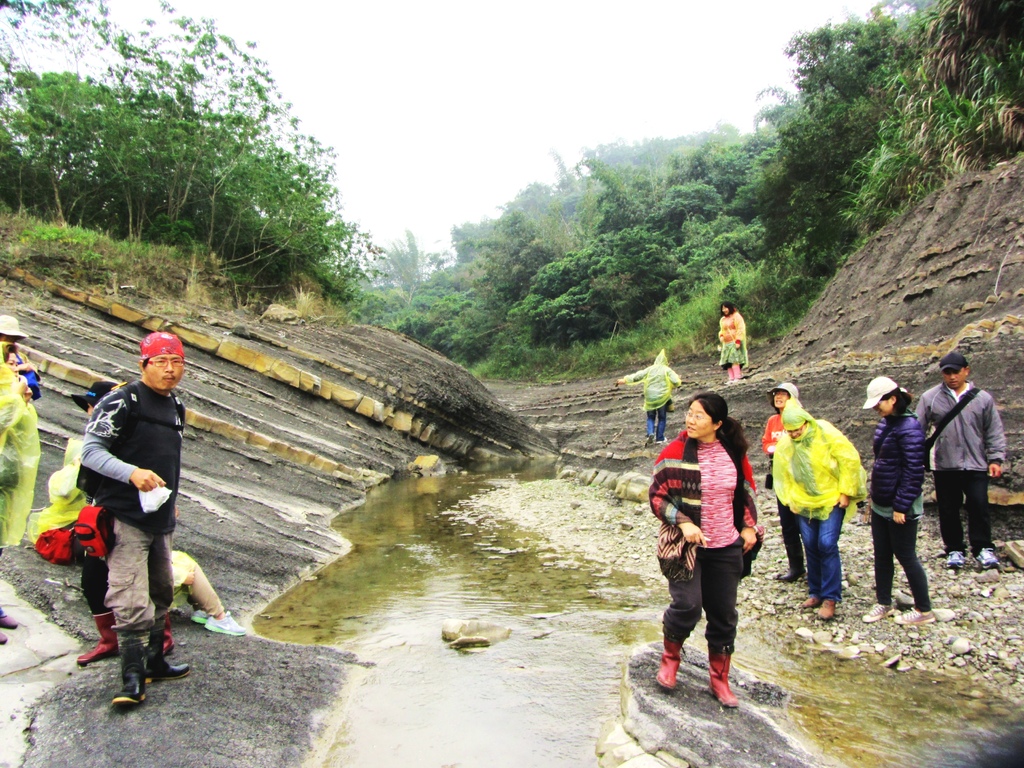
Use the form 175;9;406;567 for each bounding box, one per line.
139;332;184;361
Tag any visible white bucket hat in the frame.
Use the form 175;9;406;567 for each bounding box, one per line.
863;376;900;409
0;316;27;340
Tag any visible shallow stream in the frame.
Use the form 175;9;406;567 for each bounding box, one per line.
255;465;1016;767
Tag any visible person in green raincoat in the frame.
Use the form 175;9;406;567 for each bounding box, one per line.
0;340;41;639
772;400;866;621
616;350;681;445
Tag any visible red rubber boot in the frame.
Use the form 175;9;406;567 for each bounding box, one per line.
77;612;119;666
162;613;175;656
708;651;739;707
656;639;682;689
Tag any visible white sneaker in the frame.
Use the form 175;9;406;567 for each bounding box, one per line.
976;548;999;569
894;610;935;626
862;604;896;623
205;612;246;636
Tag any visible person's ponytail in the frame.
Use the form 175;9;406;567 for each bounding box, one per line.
718;416;749;457
688;392;749;457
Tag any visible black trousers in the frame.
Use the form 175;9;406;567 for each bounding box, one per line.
663;541;743;654
82;555;110;615
870;512;931;612
778;499;804;568
933;470;991;555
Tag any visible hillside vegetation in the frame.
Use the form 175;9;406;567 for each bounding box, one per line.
0;0;370;305
365;0;1024;381
1;2;1022;383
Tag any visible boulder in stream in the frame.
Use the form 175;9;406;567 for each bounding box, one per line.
616;643;815;768
441;619;512;647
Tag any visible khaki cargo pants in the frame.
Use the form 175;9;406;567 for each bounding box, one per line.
105;518;174;634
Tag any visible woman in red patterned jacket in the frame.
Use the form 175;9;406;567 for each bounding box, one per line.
649;391;762;707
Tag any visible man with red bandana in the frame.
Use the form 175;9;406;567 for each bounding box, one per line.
81;332;190;706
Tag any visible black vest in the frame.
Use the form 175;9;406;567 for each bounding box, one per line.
92;381;183;534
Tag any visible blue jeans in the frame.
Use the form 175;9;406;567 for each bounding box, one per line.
798;505;845;603
646;404;669;441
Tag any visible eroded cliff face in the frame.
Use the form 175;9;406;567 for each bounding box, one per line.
0;269;557;767
494;159;1024;503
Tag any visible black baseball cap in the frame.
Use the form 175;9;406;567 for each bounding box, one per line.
939;351;969;371
71;381;119;412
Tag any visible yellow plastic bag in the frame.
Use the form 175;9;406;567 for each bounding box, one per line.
28;439;85;544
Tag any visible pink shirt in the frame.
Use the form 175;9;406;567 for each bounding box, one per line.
698;440;740;549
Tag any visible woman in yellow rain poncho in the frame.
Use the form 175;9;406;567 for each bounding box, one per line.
616;349;681;446
772;400;866;621
0;342;40;548
0;341;40;637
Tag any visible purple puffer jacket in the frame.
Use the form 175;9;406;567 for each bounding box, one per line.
870;412;926;513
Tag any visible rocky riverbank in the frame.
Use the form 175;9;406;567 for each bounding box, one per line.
454;474;1024;706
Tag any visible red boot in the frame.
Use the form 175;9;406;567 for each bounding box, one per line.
656;639;682;689
77;612;119;666
708;651;739;707
162;613;175;656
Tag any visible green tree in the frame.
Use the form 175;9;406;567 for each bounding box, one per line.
852;0;1024;226
757;11;915;277
0;0;367;302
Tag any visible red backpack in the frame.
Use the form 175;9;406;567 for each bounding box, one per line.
35;528;75;565
74;505;114;558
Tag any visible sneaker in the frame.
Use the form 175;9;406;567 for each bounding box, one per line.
895;609;936;626
655;439;667;445
946;551;966;569
976;548;999;570
205;612;246;636
190;610;210;625
645;434;655;446
862;604;896;624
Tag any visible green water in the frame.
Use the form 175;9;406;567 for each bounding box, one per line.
255;464;663;767
255;465;1016;767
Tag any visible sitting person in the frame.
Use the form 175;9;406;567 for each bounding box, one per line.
172;551;245;635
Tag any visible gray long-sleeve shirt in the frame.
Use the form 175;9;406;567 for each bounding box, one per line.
916;383;1006;472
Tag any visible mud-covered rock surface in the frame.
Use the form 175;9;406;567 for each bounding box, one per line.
0;277;553;767
625;644;814;768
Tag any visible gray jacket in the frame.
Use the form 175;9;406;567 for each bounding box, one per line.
916;383;1006;472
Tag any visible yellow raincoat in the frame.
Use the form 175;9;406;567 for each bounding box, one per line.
621;349;681;411
772;401;866;521
0;344;40;547
28;438;85;544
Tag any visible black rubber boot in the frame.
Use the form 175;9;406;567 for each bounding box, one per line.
146;624;190;682
774;540;806;582
112;632;147;706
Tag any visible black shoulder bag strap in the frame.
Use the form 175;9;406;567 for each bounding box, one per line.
924;388;981;468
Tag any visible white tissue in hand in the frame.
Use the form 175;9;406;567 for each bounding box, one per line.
139;486;172;513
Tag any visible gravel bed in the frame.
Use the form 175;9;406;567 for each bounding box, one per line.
456;476;1024;705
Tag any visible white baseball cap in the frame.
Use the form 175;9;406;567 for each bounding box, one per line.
863;376;901;409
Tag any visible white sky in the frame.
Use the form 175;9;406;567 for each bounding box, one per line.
102;0;881;253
